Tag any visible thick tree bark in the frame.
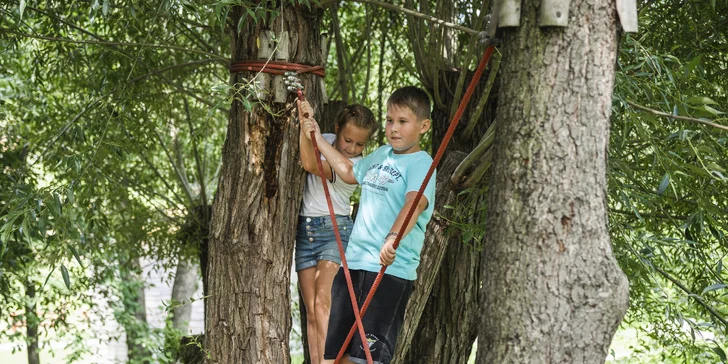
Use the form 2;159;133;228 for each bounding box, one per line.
205;4;324;363
478;2;630;363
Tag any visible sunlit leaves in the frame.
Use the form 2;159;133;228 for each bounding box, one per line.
609;0;728;359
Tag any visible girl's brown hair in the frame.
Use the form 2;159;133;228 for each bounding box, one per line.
335;104;378;138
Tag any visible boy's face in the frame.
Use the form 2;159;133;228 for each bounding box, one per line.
385;105;430;154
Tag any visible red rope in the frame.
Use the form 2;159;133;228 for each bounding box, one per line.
297;90;374;364
231;60;325;77
335;45;497;362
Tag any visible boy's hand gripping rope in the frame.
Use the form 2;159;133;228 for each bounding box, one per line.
291;79;375;364
333;45;496;363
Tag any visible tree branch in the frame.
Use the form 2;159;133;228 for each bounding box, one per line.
320;0;483;36
184;98;209;209
127;59;225;84
626;100;728;132
1;29;229;62
330;3;351;104
651;264;728;328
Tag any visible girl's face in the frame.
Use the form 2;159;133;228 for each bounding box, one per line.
334;123;370;158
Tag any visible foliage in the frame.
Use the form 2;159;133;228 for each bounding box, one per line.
1;0;229;360
1;0;727;362
608;0;728;361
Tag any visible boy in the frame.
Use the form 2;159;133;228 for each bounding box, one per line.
300;86;436;364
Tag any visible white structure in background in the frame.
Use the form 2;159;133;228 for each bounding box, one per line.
86;258;205;363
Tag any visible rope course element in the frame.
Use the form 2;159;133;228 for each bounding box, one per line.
230;60;326;77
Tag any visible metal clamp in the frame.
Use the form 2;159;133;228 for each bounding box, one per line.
284;71;303;92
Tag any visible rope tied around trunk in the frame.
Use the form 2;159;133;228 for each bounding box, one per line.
230;60;325;77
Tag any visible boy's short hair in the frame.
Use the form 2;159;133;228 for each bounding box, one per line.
386;86;431;121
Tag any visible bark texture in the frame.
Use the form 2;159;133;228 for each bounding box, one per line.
479;1;629;363
205;4;324;363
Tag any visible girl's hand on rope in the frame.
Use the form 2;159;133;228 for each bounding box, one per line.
297;100;314;121
302;119;321;141
380;237;397;266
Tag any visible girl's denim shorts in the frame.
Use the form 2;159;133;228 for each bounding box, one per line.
295;215;352;272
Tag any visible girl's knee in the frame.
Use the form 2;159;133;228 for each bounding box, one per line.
315;295;331;313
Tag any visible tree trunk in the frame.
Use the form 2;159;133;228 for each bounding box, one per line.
478;2;630;363
205;4;324;363
25;280;40;364
170;258;198;332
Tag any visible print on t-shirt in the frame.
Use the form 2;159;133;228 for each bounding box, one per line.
362;164;403;194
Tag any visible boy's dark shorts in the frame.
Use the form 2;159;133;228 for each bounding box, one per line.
323;268;413;364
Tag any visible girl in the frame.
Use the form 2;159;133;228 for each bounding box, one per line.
296;101;378;364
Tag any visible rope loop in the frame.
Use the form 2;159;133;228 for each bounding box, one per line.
230;60;325;77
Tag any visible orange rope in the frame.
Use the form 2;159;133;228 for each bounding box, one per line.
230;60;325;77
334;45;497;363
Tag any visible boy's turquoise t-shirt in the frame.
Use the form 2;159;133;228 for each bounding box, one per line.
348;145;436;280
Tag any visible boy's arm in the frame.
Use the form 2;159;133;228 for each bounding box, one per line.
298;101;335;181
380;191;429;266
302;118;358;184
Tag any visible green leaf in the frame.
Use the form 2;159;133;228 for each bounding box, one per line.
21;216;31;242
53;192;62;215
683;55;702;74
712;344;726;362
43;265;56;288
61;264;71;289
657;173;670;195
686;96;718;105
69;245;83;268
67;185;75;204
246;7;256;23
1;215;20;243
19;0;26;19
38;216;46;238
242;97;252;111
701;283;728;295
693;104;724;116
103;0;109;15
